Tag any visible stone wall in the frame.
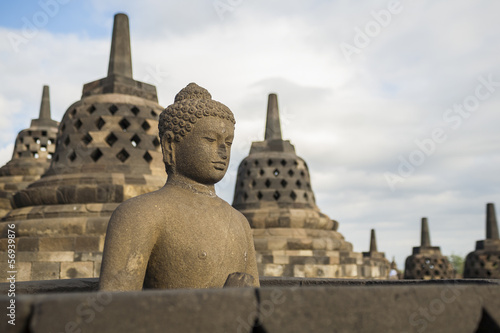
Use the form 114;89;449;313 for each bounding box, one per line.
1;278;499;332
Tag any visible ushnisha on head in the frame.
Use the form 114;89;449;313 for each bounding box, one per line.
159;83;236;181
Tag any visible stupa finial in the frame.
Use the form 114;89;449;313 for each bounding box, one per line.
421;217;431;247
39;85;51;120
264;93;282;141
486;203;499;240
369;229;378;252
107;13;133;78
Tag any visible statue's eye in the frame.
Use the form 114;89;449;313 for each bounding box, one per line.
204;137;216;142
226;141;232;147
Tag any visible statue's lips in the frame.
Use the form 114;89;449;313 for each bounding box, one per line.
212;161;226;170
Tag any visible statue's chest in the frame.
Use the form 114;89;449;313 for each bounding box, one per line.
157;208;248;270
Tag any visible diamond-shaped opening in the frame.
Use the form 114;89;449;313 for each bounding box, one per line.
17;152;22;158
290;191;297;201
48;138;54;145
265;179;271;188
244;161;248;166
243;192;248;200
281;179;288;188
61;124;66;131
307;182;311;189
68;151;77;162
300;171;305;177
119;118;131;131
96;117;106;130
152;137;160;147
294;160;298;166
304;193;309;200
259;169;265;176
251;180;256;188
70;108;77;117
47;153;53;160
254;160;259;166
151;110;158;117
246;170;251;176
131;106;140;116
288;169;294;177
273;191;280;200
105;133;118;146
42;131;47;136
35;138;41;144
257;191;263;200
143;151;153;163
25;144;29;150
87;105;96;114
281;159;287;166
90;148;103;162
267;159;273;166
239;181;244;187
81;133;92;145
64;136;70;147
116;149;130;162
296;180;302;188
109;104;119;115
273;169;280;177
141;120;151;131
74;119;83;129
19;137;23;144
130;134;141;147
40;145;47;152
33;152;39;159
54;154;59;162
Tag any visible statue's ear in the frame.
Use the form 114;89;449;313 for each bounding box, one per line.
161;132;174;167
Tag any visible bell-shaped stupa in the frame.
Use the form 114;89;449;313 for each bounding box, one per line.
233;94;389;278
0;13;165;282
403;218;454;279
464;203;500;278
0;86;59;218
362;229;390;277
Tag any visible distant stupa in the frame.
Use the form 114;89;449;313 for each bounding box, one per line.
232;94;389;278
464;203;500;278
404;217;454;279
0;13;165;282
0;85;59;218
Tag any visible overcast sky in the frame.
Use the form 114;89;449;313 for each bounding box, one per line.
1;0;499;269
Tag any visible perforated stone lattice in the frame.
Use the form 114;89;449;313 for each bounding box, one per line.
13;128;57;162
233;155;316;208
403;255;454;279
52;102;163;172
464;251;500;278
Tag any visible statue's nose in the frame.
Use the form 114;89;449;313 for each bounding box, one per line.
218;144;228;160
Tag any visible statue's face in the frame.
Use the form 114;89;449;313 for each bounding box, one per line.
173;116;234;185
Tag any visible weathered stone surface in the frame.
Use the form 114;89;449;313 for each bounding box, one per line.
465;203;500;278
1;282;499;332
232;94;389;279
0;14;166;283
404;218;454;279
99;83;259;291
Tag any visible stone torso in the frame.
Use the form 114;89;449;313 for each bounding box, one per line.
143;186;250;289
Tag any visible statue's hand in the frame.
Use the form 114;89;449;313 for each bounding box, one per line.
223;272;256;288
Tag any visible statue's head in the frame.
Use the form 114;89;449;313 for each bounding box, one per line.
159;83;236;185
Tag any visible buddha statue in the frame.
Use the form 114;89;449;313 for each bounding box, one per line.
99;83;260;290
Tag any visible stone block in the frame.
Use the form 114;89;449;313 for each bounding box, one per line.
273;255;290;265
61;262;94;279
27;287;258;332
17;262;32;282
37;251;75;262
287;238;313;250
267;238;287;250
17;238;39;251
263;264;285;277
253;238;268;251
39;237;75;251
75;236;102;252
342;264;358;278
31;262;60;280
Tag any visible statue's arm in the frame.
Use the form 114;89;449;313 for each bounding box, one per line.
98;203;156;291
241;215;260;287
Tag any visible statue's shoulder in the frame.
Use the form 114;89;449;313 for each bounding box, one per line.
110;189;171;224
